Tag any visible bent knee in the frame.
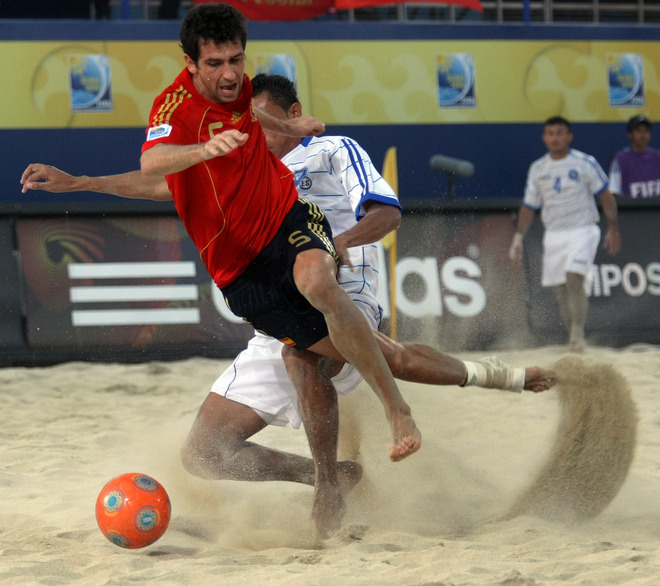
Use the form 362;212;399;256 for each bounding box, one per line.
181;440;209;478
382;343;407;379
293;250;340;304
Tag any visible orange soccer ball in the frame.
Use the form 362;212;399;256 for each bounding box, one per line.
95;473;171;549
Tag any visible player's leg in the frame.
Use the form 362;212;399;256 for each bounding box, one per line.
553;283;572;334
281;347;362;538
371;331;556;393
294;247;421;463
565;271;588;352
182;392;318;483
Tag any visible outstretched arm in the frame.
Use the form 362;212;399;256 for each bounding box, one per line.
333;202;401;268
141;130;249;176
253;106;325;138
21;164;172;201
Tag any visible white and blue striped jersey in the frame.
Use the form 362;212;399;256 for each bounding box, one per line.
282;135;400;311
523;148;608;232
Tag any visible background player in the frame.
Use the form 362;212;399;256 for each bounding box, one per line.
508;116;620;352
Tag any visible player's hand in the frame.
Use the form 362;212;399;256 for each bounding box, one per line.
20;164;79;193
288;116;325;138
508;233;523;266
202;130;249;160
332;234;353;271
603;227;621;256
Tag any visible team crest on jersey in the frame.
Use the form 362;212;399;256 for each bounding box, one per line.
146;124;172;141
569;169;579;180
294;168;312;191
231;111;246;125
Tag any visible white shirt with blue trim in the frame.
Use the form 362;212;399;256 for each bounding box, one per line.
523;148;608;232
283;135;400;311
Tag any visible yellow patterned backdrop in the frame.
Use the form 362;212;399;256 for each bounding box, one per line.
2;39;659;128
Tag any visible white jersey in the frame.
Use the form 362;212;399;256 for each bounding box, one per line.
284;135;400;301
523;149;608;232
211;135;400;429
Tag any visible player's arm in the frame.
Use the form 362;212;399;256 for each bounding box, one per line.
599;188;621;255
253;106;325;138
141;131;249;176
508;205;536;266
20;164;172;201
333;201;401;266
608;157;623;197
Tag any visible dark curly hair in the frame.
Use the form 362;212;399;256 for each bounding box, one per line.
180;3;247;64
544;116;572;132
252;74;300;111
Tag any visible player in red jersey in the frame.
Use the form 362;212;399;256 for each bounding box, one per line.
140;3;421;536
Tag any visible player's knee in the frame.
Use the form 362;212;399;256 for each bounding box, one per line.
298;274;342;314
382;342;406;379
181;435;227;480
181;439;207;478
293;251;339;306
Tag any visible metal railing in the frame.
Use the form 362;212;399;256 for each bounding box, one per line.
104;0;660;23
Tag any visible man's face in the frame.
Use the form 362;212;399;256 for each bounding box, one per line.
628;125;651;153
185;39;245;104
252;92;301;160
542;124;573;159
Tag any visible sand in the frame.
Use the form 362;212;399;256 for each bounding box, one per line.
1;343;659;585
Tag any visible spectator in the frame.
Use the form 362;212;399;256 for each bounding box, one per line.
609;114;660;199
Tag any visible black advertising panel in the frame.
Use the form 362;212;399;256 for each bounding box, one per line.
15;216;254;355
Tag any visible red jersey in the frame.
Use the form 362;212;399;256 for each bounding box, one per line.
142;71;298;288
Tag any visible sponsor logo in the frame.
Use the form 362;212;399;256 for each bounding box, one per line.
255;53;297;85
68;54;113;113
436;53;476;109
146;124;173;141
68;261;199;326
607;53;645;108
294;168;312;190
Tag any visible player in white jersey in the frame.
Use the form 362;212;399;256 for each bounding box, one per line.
21;75;557;538
509;116;621;352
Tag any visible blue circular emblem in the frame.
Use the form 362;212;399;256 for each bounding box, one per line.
104;490;124;513
69;55;111;109
135;506;159;532
133;475;158;492
437;54;475;107
609;54;644;106
107;532;131;547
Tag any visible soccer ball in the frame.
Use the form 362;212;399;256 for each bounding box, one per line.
95;472;171;549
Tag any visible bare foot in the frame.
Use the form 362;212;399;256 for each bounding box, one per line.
312;481;345;540
312;460;363;539
388;411;422;462
524;367;558;393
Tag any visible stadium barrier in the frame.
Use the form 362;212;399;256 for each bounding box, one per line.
1;198;657;366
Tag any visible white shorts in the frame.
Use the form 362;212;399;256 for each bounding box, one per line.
210;290;381;429
542;224;600;287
